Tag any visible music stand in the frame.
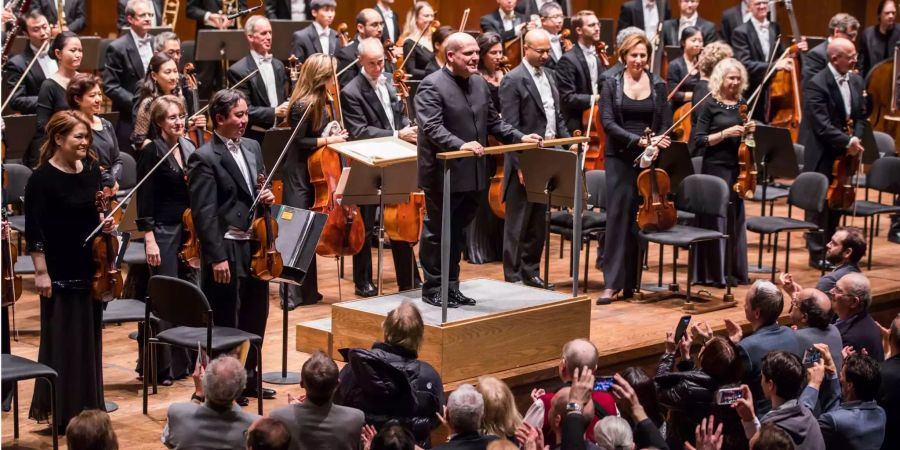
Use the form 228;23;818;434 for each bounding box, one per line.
79;37;104;72
665;46;683;62
859;121;880;164
195;30;250;88
0;114;36;162
750;124;800;273
270;20;311;61
261;128;292;180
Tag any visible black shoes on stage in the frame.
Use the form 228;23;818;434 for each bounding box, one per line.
355;282;378;298
522;275;555;290
422;289;476;308
238;387;277;406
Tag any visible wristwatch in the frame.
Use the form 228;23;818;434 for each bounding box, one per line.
566;401;582;413
191;393;204;403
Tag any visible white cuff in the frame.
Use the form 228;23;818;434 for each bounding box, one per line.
203;12;214;28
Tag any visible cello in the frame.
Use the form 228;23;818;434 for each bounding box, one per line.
636;128;677;232
826;119;860;210
767;0;804;142
733;104;758;199
183;63;212;147
580;41;610;170
865;46;900;144
250;173;284;280
91;192;124;302
487;60;511;219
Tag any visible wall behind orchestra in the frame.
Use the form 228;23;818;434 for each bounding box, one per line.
85;1;886;47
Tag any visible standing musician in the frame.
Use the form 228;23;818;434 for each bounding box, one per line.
336;8;391;87
131;53;187;150
557;10;606;134
616;0;671;43
477;33;505;123
802;13;859;85
30;0;86;34
339;38;421;293
858;0;900;77
666;26;704;112
290;0;339;64
480;0;529;43
415;32;541;307
186;0;246;99
662;0;719;47
516;0;567;17
281;53;348;307
799;38;868;270
228;16;289;144
499;29;569;289
265;0;313;21
116;0;162;29
187;89;277;402
375;0;400;44
596;33;671;305
67;74;123;194
538;2;566;71
720;0;752;45
25;110;115;432
689;41;734;155
2;10;54;115
399;1;436;82
691;58;752;286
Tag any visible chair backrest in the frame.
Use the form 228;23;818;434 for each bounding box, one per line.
691;156;703;175
147;275;211;328
793;144;805;171
873;131;896;157
676;174;729;218
118;152;137;190
788;172;829;213
865;156;900;195
3;163;32;208
585;170;606;210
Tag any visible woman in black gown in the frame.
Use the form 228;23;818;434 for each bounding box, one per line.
689;42;733;156
596;33;672;304
691;58;752;286
67;74;123;193
400;1;436;81
666;26;704;112
26;110;115;432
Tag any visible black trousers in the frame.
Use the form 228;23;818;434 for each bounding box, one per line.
602;155;641;293
805;164;841;262
353;205;422;291
420;190;480;296
502;175;547;282
199;239;269;384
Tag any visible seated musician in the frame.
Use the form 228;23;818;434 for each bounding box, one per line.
31;0;86;34
132;53;193;150
661;0;719;47
480;0;529;43
339;38;422;294
781;227;866;297
399;1;436;83
802;13;859;85
539;2;566;71
616;0;671;44
557;10;607;134
689;41;734;155
291;0;340;63
375;0;400;44
335;8;392;87
185;0;242;99
858;0;900;78
666;26;704;112
67;74;123;194
516;0;568;17
2;10;55;115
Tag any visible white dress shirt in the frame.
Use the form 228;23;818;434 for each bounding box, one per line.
313;21;331;55
549;34;562;61
377;4;396;41
523;60;557;138
31;44;58;77
251;50;280;110
828;63;852;118
130;29;153;71
678;13;697;38
742;5;753;24
291;0;307;21
578;42;599;95
500;9;517;32
643;0;660;42
750;16;770;60
218;133;254;239
364;71;396;131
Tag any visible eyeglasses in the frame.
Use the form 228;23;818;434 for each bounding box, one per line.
132;12;155;19
165;49;183;57
166;114;188;123
527;47;552;55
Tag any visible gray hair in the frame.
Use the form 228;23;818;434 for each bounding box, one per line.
538;2;563;18
843;272;872;311
203;355;247;407
125;0;151;18
616;26;645;48
829;13;860;35
749;280;785;325
153;31;179;52
358;37;384;59
244;15;270;35
708;57;749;101
594;416;634;450
447;384;484;434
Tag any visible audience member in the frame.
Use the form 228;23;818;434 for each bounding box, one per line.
620;367;664;431
66;410;119;450
162;356;259;450
782;227;866;296
547;386;600;450
749;422;795;450
879;314;900;450
369;422;417;450
801;344;886;449
792;288;844;372
246;417;291;450
477;376;522;442
436;384;497;450
833;273;885;360
271;351;365;450
593;416;634;450
683;415;724;450
610;373;668;450
335;301;443;446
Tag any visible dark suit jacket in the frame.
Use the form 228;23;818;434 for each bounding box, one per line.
291;23;340;62
800;375;887;450
661;16;720;47
340;71;410;139
599;70;671;161
188;134;266;264
879;355;900;450
269;401;365;450
720;4;745;44
336;38;394;87
835;311;885;361
515;0;567;17
616;0;671;36
162;402;259;450
480;10;527;42
2;44;47;114
556;44;605;133
858;24;900;78
414;68;523;193
187;0;248;29
103;32;147;120
226;54;287;140
265;0;312;20
737;323;801;416
31;0;85;33
730;20;783;96
375;4;401;44
117;0;163;29
434;432;497;450
798;67;867;176
802;40;829;86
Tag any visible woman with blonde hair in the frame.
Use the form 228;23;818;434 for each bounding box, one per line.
399;1;436;81
689;41;734;152
477;376;522;442
691;57;753;286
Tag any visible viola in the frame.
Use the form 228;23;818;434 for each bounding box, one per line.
733;104;758;199
183;63;212;147
91;191;124;302
179;209;201;269
383;192;426;243
2;210;21;307
250;173;284;280
580;102;605;171
768;1;804;141
337;22;351;48
636;128;677;232
826;119;860;210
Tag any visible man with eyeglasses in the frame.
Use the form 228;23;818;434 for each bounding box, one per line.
831;273;884;361
335;8;391;87
117;0;162;30
803;13;860;85
538;2;565;71
516;0;568;18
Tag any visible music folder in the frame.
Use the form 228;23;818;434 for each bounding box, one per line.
272;205;326;286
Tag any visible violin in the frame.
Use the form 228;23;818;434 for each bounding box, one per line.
183;63;212;147
636;128;677;232
250;173;283;280
91;191;124;302
179;209;201;269
2;210;21;307
826;119;860;210
383;192;426;243
734;104;758;199
595;41;611;67
580;100;605;171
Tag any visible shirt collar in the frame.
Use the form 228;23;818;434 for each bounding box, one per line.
523;58;543;77
750;16;769;29
30;43;47;57
499;8;515;20
312;21;328;36
130;28;150;46
645;0;657;10
250;49;272;64
376;4;392;17
681;13;697;24
578;41;596;55
216;132;241;150
828;63;848;82
363;70;386;87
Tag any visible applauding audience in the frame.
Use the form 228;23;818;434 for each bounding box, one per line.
436;384;496;449
880;314;900;450
833;273;885;360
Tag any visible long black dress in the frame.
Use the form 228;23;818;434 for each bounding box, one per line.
689;79;711;156
691;99;750;285
25;79;70;168
666;57;700;111
464;79;504;264
92;117;124;189
25;160;105;432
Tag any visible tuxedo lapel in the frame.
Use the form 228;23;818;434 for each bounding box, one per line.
824;74;848;123
361;80;392;129
572;46;592;92
520;67;544;112
273;60;287;103
127;34;146;78
247;57;271;107
308;26;323;53
745;24;765;61
214;135;253;198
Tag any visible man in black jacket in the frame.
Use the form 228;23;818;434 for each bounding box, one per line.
556;10;605;134
290;0;339;63
499;29;568;289
2;10;54;115
516;0;567;18
539;2;566;71
186;0;247;98
480;0;529;43
616;0;670;43
30;0;85;34
720;0;751;44
375;0;401;45
661;0;719;47
858;0;900;77
188;89;276;402
227;15;289;144
335;8;391;87
117;0;162;29
879;315;900;450
414;32;540;307
802;13;860;86
339;38;420;295
264;0;312;21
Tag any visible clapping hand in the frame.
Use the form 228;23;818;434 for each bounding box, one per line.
361;424;377;450
724;319;743;344
684;415;724;450
515;422;547;450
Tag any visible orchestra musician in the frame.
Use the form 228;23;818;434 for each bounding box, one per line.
186;0;246;99
132;53;188;150
265;0;313;21
154;31;185;62
596;33;671;305
689;41;734;155
280;53;348;307
25;110;115;432
661;0;719;47
335;8;392;87
666;26;704;112
116;0;162;29
720;0;752;44
66;74;123;193
424;26;454;74
691;58;752;286
187;89;277;403
799;38;868;270
2;10;55;115
477;32;504;114
227;16;289;143
375;0;400;44
599;27;646;89
339;38;422;293
858;0;900;77
498;28;569;289
516;0;567;18
290;0;340;63
480;0;528;42
802;13;859;85
399;1;436;82
538;2;566;71
414;32;541;307
616;0;671;43
30;0;86;34
557;10;607;134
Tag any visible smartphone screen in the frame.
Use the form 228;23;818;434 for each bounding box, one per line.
803;348;822;365
674;315;692;343
593;376;615;392
716;387;743;405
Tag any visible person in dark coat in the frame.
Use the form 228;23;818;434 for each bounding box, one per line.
116;0;162;29
30;0;85;34
290;0;339;63
661;0;719;47
375;0;401;45
665;26;704;113
801;13;860;86
832;273;885;361
2;10;54;115
616;0;670;43
538;2;566;72
336;8;394;87
186;0;247;98
265;0;312;21
480;0;529;43
556;10;607;135
515;0;567;18
720;0;751;44
858;0;900;77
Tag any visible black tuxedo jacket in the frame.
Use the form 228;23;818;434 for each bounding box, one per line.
336;38;394;87
616;0;670;35
2;45;47;114
556;44;605;133
480;10;527;42
661;16;720;46
375;5;401;44
340;71;409;140
103;32;147;120
498;63;569;198
226;54;287;135
264;0;312;20
187;0;248;30
858;24;900;77
117;0;163;29
515;0;567;17
291;23;340;62
31;0;85;33
720;4;744;44
188;134;266;264
414;68;523;193
799;68;867;176
802;40;828;86
731;20;783;95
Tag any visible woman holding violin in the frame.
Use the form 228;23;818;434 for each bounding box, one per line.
66;74;123;194
691;58;752;286
666;26;704;112
597;33;672;305
24;110;115;432
399;1;437;81
131;52;205;151
689;41;733;155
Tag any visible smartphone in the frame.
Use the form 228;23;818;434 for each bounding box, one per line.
803;348;822;365
715;387;743;405
197;342;210;369
593;376;615;392
674;315;692;343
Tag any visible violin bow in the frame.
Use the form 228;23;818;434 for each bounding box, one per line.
580;95;598;167
336;58;360;77
666;56;699;102
747;35;787;118
82;142;182;246
400;18;437;73
186;68;260;123
633;91;713;165
459;8;470;31
0;40;49;112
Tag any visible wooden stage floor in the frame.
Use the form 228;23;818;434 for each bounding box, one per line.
4;202;900;449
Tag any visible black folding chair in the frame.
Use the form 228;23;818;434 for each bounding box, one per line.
1;354;58;449
836;157;900;270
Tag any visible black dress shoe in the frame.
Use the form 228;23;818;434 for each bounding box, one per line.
243;387;276;399
236;396;250;407
449;289;476;306
422;292;458;308
522;275;555;290
355;283;377;298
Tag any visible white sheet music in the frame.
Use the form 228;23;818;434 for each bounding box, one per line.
328;136;417;166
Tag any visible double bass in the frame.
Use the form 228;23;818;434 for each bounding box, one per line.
91;192;124;302
2;210;21;307
250;173;283;280
826;119;860;210
865;45;900;143
733;104;758;199
636;128;677;232
767;0;804;142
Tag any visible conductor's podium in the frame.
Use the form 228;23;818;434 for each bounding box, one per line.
296;279;590;383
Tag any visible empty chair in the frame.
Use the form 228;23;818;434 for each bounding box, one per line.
2;354;59;449
548;170;606;291
835;157;900;270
